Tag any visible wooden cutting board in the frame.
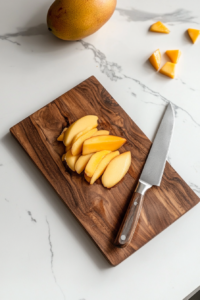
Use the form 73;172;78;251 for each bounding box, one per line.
10;76;199;266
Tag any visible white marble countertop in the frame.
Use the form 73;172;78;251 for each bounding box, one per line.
1;0;200;299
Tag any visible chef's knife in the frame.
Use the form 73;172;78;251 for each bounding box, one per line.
115;103;174;248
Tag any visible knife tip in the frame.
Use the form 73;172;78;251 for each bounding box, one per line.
167;102;175;120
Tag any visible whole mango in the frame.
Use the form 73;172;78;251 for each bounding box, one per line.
47;0;117;40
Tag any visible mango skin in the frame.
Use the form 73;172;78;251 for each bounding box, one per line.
47;0;117;40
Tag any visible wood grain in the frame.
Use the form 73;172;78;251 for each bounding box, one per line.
10;76;199;266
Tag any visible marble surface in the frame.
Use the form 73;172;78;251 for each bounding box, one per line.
1;0;200;299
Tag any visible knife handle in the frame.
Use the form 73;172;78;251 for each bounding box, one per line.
114;192;144;247
114;181;150;248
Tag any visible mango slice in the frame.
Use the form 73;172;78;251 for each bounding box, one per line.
62;153;66;161
82;136;126;155
63;115;98;146
165;50;181;64
57;128;68;141
75;154;93;174
84;173;91;183
150;21;170;34
92;130;109;137
90;151;119;185
102;152;131;188
149;49;161;71
85;150;111;177
66;144;72;152
159;62;176;79
62;150;80;171
188;28;200;44
72;126;96;144
71;128;98;156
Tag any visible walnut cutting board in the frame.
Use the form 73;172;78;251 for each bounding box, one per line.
10;76;199;266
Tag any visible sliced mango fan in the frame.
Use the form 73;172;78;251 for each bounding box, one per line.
57;115;131;188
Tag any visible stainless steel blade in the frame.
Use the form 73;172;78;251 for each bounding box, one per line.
140;103;174;186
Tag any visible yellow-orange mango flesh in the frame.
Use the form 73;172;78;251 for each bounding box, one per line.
150;21;170;33
188;28;200;44
149;49;161;70
82;135;126;155
62;150;80;171
165;50;181;64
85;150;111;177
84;173;91;183
72;126;96;144
159;62;176;79
66;144;72;152
92;130;109;137
63;115;98;146
75;154;93;174
47;0;117;41
69;129;109;151
57;128;68;141
102;152;131;188
71;128;98;156
90;151;119;185
62;153;66;161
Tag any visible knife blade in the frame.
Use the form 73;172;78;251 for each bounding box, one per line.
115;103;174;248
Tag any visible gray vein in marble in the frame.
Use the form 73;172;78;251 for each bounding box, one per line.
78;40;200;128
46;219;54;277
79;40;123;81
4;198;9;202
0;24;48;46
2;27;195;128
0;164;3;166
188;183;200;196
0;37;19;45
27;211;37;223
116;8;198;23
177;78;199;92
46;218;66;300
1;28;122;81
123;74;200;127
1;25;199;126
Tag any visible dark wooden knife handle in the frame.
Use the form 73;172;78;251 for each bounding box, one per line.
114;192;144;248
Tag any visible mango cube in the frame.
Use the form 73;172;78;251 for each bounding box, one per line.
150;21;170;34
188;28;200;44
165;50;181;64
149;49;161;70
159;62;176;79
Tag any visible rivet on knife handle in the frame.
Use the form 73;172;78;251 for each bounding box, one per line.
114;181;151;248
